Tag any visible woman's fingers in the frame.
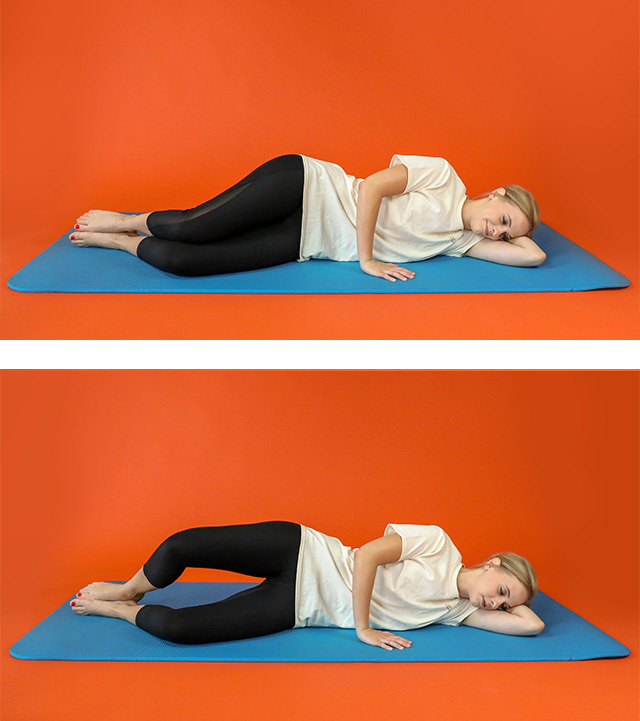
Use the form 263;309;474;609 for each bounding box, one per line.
358;628;412;650
383;264;415;281
381;633;412;649
362;259;415;281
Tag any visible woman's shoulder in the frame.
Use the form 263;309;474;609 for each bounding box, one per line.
390;155;452;170
385;523;448;538
388;156;463;194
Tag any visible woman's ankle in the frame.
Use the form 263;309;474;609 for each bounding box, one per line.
132;213;151;234
123;567;158;598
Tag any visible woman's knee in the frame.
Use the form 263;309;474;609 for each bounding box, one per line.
147;529;192;574
151;248;214;277
138;606;199;644
159;528;200;556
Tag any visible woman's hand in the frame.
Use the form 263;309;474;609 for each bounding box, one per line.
360;259;416;282
357;627;413;650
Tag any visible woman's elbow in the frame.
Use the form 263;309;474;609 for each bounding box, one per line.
514;248;547;268
521;249;546;267
531;250;547;266
526;619;545;635
511;238;546;267
353;547;367;564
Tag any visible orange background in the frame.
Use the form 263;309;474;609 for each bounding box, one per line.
2;370;638;720
2;0;639;339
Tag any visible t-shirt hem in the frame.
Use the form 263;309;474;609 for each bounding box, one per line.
298;155;310;261
293;524;308;628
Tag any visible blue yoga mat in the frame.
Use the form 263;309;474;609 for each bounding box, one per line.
7;221;630;294
10;582;630;662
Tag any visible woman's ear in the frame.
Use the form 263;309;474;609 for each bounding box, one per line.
488;187;507;199
486;557;502;569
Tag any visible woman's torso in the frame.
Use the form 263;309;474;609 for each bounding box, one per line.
294;523;475;630
298;155;484;263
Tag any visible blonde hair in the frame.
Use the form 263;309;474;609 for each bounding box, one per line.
502;185;540;240
483;552;538;607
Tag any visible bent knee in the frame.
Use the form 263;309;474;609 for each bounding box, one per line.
145;610;198;644
156;616;197;644
158;250;212;277
139;604;214;645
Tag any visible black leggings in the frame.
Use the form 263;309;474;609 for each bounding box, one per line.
137;154;304;276
135;521;301;645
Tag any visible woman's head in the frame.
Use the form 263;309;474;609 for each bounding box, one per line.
501;185;540;240
466;186;540;240
475;552;538;609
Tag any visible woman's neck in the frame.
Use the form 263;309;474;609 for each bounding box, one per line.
456;566;479;598
461;198;476;231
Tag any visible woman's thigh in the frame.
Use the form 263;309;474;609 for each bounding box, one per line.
137;205;302;276
143;521;302;587
146;154;304;244
135;579;296;644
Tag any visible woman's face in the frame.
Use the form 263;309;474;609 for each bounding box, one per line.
470;189;531;240
469;558;529;611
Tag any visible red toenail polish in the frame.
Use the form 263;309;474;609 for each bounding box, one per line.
75;225;79;229
71;601;75;606
77;593;82;597
70;235;75;240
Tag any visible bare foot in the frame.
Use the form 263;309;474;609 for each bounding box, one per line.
71;598;141;623
75;210;134;233
70;231;141;253
76;581;146;602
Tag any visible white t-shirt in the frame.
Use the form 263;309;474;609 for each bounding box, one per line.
294;524;475;631
298;155;484;263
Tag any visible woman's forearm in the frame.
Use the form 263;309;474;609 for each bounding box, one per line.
355;184;383;268
509;236;547;266
508;604;545;633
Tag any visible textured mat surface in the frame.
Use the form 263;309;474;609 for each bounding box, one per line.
10;582;630;662
7;221;630;294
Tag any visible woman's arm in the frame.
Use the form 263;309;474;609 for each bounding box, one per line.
357;166;416;282
463;236;547;267
461;605;545;636
352;532;412;650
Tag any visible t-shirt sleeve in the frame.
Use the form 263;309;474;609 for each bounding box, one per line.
389;155;454;195
440;601;477;626
443;229;485;257
384;523;444;562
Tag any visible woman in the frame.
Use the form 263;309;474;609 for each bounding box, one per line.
70;521;544;649
70;153;545;282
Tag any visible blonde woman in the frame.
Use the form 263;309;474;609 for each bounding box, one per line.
71;522;544;649
71;154;545;281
